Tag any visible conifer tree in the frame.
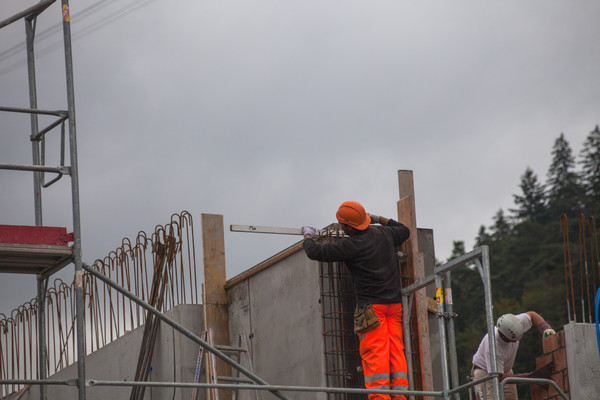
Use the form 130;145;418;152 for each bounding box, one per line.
449;240;466;262
510;167;546;223
475;225;490;246
491;208;511;238
546;133;585;215
580;125;600;207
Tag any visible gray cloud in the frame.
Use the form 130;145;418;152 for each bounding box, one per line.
2;0;599;313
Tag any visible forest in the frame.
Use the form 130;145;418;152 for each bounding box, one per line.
447;125;600;397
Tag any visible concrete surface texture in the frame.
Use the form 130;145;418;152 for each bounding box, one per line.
564;322;600;400
14;304;205;400
227;245;327;400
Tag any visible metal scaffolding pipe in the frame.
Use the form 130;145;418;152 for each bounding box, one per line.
435;274;450;400
0;163;70;174
0;380;76;386
0;0;55;29
57;1;86;398
402;247;484;295
87;379;444;397
402;293;415;400
475;248;500;400
443;272;460;400
501;377;569;400
0;106;67;117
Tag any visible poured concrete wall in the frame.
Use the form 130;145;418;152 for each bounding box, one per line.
227;244;327;400
565;322;600;400
16;304;205;400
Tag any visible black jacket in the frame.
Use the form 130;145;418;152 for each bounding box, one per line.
303;220;410;307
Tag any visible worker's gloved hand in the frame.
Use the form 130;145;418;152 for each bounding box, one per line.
538;322;555;338
543;329;556;338
367;213;380;224
302;226;316;238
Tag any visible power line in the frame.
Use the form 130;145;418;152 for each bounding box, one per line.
0;0;158;78
0;0;114;64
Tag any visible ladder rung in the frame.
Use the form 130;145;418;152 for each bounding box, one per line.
215;344;247;353
217;376;255;384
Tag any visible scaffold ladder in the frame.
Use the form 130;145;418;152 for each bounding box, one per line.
192;330;259;400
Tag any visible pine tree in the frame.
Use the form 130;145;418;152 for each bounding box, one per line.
450;240;466;259
475;225;490;247
546;133;585;216
510;167;546;223
491;208;511;238
580;125;600;207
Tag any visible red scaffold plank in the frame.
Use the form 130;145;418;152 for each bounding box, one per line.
0;225;74;247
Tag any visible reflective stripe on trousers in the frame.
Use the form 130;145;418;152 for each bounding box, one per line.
358;303;408;400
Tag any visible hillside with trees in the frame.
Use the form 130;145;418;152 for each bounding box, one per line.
448;125;600;396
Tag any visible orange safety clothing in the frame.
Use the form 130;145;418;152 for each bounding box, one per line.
359;303;408;400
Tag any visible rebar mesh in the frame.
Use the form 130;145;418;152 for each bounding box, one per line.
319;228;364;400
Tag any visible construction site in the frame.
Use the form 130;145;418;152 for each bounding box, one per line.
2;1;600;400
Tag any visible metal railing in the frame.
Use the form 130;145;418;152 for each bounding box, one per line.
0;374;569;399
402;245;501;400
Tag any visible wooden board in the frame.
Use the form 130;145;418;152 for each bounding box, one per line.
397;169;434;398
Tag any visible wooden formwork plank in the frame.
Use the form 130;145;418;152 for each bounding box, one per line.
202;213;232;400
397;170;434;398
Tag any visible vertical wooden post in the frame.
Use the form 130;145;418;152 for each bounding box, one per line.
202;213;231;400
397;170;433;398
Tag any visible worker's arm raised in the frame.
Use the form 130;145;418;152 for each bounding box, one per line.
526;311;555;338
367;214;391;226
302;226;316;239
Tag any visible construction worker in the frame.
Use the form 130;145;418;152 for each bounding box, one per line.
302;200;410;400
471;312;556;400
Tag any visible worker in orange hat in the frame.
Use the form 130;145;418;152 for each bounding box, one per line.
302;201;411;400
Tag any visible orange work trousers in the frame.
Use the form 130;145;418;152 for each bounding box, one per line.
358;303;408;400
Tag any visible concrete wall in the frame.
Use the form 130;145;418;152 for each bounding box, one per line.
564;322;600;400
15;304;205;400
227;245;327;400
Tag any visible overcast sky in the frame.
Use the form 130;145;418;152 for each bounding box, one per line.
1;0;599;314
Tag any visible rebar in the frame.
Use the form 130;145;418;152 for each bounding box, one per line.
562;214;599;323
0;212;198;398
561;214;576;321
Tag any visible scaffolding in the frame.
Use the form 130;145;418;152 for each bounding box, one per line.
0;1;85;399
